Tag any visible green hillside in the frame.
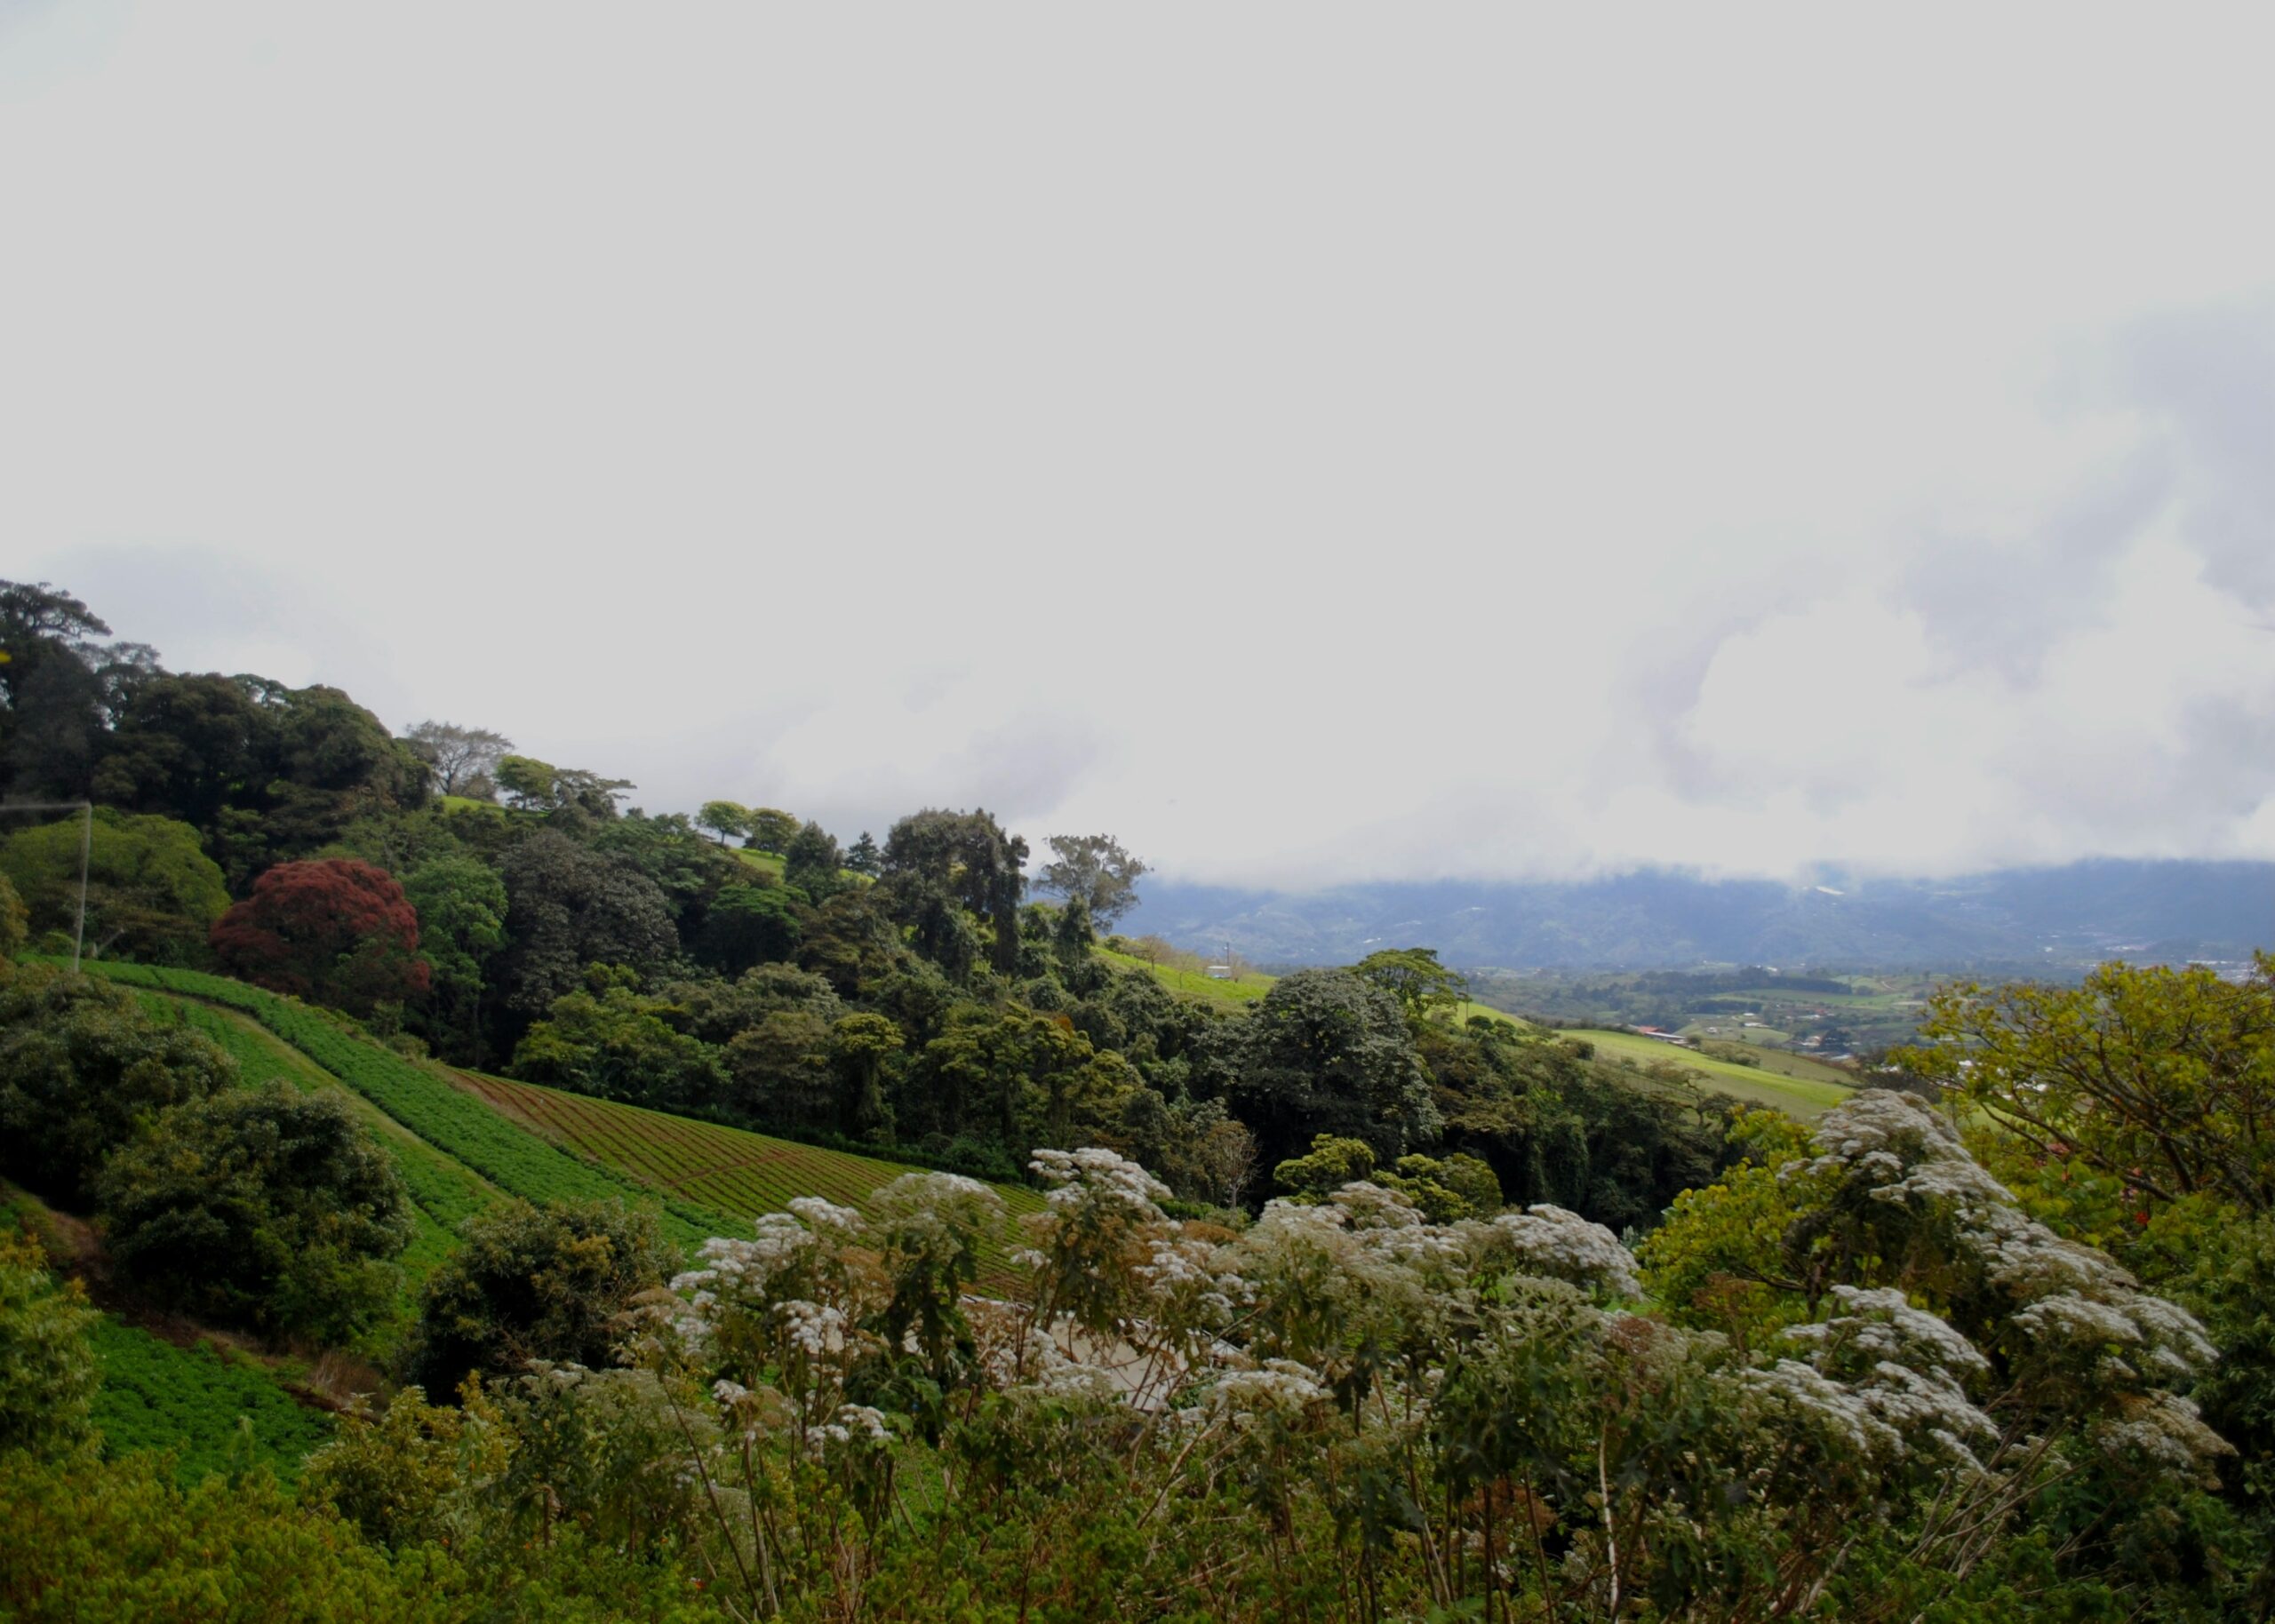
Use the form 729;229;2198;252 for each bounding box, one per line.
1562;1026;1855;1117
80;963;742;1252
132;992;500;1294
91;963;1042;1270
1096;945;1274;1005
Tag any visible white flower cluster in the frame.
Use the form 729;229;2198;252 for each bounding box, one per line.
2093;1391;2232;1483
1252;1198;1349;1239
1801;1092;2215;1384
1031;1146;1172;1219
775;1298;850;1358
1136;1234;1241;1325
673;1215;818;1304
1738;1358;1901;1461
1786;1286;1988;1381
808;1402;892;1457
1205;1358;1329;1427
1489;1206;1643;1299
786;1196;863;1236
1783;1287;1997;1470
1331;1182;1425;1230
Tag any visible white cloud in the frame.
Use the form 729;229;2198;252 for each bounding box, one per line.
4;3;2272;886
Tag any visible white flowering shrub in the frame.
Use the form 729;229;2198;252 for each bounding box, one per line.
1485;1204;1643;1299
609;1112;2247;1622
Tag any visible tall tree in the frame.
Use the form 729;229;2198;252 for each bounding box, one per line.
1229;967;1442;1173
1036;833;1148;928
494;754;556;809
92;673;269;830
696;800;750;845
1902;954;2275;1218
403;856;508;1060
0;809;229;962
403;721;513;798
210;857;431;1015
1353;946;1469;1024
494;831;678;1018
745;808;800;855
882;808;1027;977
783;819;842;898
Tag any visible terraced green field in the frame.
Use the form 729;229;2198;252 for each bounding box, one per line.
456;1071;1045;1286
84;964;1044;1285
1564;1027;1855;1117
80;963;738;1252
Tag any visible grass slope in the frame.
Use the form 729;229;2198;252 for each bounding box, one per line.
1095;947;1274;1006
455;1071;1046;1287
1563;1027;1854;1117
89;1318;331;1487
78;964;740;1254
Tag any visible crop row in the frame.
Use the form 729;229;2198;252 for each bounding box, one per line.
83;965;739;1253
460;1072;1044;1286
89;1317;331;1487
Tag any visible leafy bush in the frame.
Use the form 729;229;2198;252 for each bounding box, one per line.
0;966;235;1205
98;1086;412;1341
0;1230;98;1461
403;1198;674;1399
0;1452;427;1623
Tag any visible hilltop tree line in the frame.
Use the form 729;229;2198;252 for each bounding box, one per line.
0;578;1733;1224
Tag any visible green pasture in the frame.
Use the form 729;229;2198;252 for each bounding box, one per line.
1096;947;1275;1006
1561;1027;1854;1118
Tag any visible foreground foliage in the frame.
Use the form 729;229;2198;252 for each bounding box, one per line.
265;1099;2247;1620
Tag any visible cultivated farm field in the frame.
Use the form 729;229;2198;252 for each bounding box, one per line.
455;1071;1047;1287
88;1318;331;1487
79;963;738;1251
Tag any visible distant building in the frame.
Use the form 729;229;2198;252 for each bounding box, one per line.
1204;963;1234;980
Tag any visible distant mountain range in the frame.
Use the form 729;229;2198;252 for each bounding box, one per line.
1117;860;2275;971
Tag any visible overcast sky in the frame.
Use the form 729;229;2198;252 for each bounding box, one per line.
5;3;2272;888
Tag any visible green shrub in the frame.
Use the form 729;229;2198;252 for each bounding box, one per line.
0;967;235;1205
0;1230;98;1461
403;1198;674;1398
98;1086;412;1341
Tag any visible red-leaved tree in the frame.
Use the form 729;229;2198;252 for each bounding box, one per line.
210;857;431;1015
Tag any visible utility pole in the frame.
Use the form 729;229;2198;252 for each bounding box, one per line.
1;800;93;970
